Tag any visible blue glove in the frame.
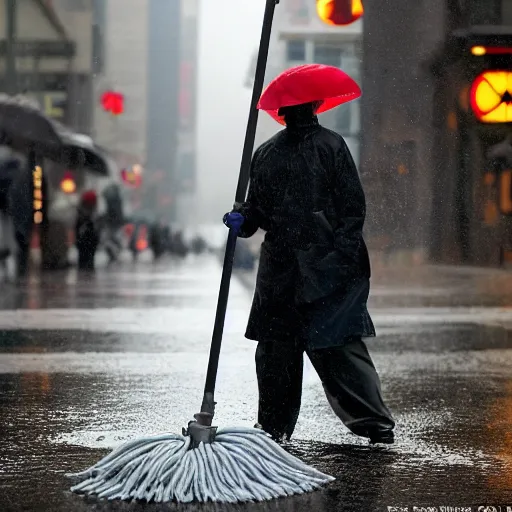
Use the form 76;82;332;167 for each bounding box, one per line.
223;211;245;234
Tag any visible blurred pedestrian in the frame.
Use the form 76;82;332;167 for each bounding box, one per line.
0;157;18;272
190;235;207;255
170;231;188;258
224;99;395;445
7;158;32;278
161;225;172;253
101;184;124;264
149;222;165;260
75;190;99;270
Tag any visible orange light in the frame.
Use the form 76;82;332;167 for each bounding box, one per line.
471;46;486;56
121;168;142;188
136;236;148;251
470;70;512;123
317;0;363;25
136;239;148;251
33;165;43;224
135;225;148;251
34;211;43;224
60;177;76;194
501;170;512;215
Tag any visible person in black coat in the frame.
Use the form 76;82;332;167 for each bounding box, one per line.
75;190;99;270
224;101;395;444
7;159;33;278
0;158;18;267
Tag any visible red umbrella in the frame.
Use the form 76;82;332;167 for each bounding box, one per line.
257;63;361;125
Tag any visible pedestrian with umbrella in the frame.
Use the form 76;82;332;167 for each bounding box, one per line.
224;63;395;444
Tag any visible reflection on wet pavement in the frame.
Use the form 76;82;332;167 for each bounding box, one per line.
1;257;512;511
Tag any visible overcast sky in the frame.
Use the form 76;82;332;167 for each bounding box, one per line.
196;0;265;223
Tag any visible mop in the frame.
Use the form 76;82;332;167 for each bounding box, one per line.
68;0;334;502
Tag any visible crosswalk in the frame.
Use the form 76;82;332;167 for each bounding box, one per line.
1;255;511;481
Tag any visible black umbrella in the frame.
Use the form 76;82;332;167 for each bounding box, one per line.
0;94;110;175
0;94;62;149
60;133;112;176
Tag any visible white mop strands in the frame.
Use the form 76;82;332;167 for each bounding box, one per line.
68;426;335;503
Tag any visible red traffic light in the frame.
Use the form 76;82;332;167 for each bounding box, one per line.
101;91;124;115
317;0;364;26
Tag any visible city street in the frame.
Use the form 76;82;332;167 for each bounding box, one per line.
1;254;512;511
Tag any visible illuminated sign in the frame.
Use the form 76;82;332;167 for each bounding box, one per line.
470;71;512;123
121;164;142;188
317;0;364;26
33;165;43;224
101;91;124;115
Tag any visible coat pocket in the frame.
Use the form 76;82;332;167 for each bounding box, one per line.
295;244;353;304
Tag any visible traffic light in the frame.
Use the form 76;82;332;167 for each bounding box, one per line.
101;91;124;115
316;0;363;26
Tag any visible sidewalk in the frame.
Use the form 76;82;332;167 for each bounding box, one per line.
235;253;512;310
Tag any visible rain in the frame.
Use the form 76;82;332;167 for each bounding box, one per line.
0;1;512;511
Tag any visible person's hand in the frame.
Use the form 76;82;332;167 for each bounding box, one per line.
223;211;245;234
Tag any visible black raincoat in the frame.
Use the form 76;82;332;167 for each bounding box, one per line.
236;114;375;349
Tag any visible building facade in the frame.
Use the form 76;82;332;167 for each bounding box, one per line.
174;0;199;225
0;0;95;133
250;0;363;167
361;0;512;266
92;0;199;223
0;0;103;269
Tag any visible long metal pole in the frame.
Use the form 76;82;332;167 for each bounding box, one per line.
201;0;278;417
5;0;17;95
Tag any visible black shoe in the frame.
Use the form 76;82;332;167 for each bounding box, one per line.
254;423;288;444
368;428;394;445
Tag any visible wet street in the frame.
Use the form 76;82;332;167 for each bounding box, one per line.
1;254;512;512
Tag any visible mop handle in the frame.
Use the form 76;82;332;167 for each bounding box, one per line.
202;0;279;406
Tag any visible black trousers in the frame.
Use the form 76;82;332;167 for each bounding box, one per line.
255;336;395;441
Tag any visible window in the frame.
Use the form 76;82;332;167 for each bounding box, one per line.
336;105;352;134
286;40;305;62
314;44;341;67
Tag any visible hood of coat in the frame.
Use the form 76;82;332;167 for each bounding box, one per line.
278;102;322;133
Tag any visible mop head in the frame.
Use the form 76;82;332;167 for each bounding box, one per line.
68;426;334;503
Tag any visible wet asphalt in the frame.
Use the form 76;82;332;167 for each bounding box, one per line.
1;254;512;512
